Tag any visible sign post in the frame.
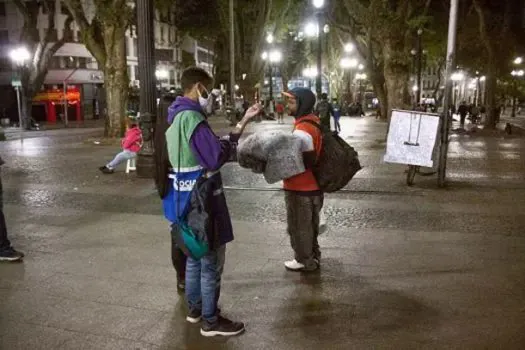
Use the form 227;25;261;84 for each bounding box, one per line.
11;79;23;141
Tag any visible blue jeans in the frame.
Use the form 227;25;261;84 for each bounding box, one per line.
107;150;136;169
185;245;226;325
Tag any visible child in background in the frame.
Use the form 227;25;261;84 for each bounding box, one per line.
99;116;143;174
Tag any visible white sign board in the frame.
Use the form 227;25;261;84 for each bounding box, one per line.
383;109;440;167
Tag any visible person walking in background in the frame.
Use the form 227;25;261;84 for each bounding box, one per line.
99;117;143;174
282;88;323;272
457;101;468;128
315;93;334;131
0;156;24;262
332;99;342;132
276;101;285;124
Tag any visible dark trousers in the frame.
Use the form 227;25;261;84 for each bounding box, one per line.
460;113;467;126
285;191;323;270
0;173;11;251
171;232;187;282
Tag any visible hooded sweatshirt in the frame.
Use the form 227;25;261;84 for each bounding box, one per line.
283;88;322;194
121;126;143;153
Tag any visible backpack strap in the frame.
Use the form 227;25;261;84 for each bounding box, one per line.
297;119;322;130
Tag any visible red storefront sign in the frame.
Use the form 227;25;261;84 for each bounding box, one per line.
32;87;82;123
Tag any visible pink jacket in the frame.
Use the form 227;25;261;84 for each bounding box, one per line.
121;126;143;153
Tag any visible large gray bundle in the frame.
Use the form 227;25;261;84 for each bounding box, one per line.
237;131;305;184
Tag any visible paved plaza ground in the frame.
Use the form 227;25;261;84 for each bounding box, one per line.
1;115;524;349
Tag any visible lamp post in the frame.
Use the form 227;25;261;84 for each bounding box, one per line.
262;49;282;114
410;29;424;106
511;68;524;118
511;57;523;118
313;0;325;96
136;0;157;178
451;71;464;108
9;47;30;134
355;72;367;104
340;57;358;101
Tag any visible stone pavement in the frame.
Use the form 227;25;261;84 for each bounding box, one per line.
1;115;525;349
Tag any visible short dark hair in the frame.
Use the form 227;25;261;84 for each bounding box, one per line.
321;93;328;100
181;67;213;92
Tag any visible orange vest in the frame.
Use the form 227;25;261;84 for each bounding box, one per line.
283;114;322;192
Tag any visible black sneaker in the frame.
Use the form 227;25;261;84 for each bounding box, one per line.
186;309;202;324
99;166;114;174
200;316;245;337
0;247;24;262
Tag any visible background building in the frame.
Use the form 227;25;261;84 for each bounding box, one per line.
0;0;214;124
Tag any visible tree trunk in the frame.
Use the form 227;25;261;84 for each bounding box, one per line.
20;86;35;129
369;74;387;120
102;25;128;138
383;42;411;121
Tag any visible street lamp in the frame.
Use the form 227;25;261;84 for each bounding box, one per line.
267;49;282;103
411;28;424;106
266;33;274;44
313;0;324;8
511;69;524;117
451;71;465;107
311;0;325;96
304;22;318;38
344;43;354;53
511;57;524;117
9;47;30;65
355;73;367;104
9;47;31;131
341;57;359;101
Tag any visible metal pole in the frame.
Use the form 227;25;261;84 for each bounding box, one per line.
269;65;273;103
229;0;235;105
511;96;517;118
511;79;517;117
136;0;156;178
416;29;423;105
315;12;323;96
438;0;459;188
63;82;68;126
16;86;23;141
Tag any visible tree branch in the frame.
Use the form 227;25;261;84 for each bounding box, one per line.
63;0;106;65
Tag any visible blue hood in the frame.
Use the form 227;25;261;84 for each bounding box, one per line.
167;96;204;124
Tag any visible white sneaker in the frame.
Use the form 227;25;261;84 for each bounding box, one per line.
284;259;305;271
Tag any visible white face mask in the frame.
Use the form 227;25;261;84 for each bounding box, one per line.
198;86;211;109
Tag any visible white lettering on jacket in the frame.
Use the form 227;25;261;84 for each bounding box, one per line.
173;178;196;192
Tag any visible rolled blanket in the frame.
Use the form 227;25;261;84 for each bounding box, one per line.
238;131;305;184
